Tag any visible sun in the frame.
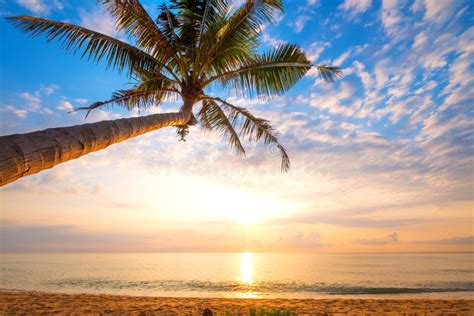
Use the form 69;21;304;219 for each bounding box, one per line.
226;192;285;224
231;209;260;225
200;185;292;225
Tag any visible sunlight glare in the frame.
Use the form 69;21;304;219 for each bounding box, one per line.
210;189;289;225
239;252;253;284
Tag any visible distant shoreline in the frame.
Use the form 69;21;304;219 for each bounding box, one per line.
1;290;473;315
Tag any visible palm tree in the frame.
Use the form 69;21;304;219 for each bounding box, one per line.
0;0;341;186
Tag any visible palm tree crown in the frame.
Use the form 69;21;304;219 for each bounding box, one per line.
7;0;341;171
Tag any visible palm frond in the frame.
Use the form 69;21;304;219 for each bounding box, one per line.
196;0;230;46
197;0;281;76
103;0;190;80
201;96;290;172
217;0;283;43
6;16;158;75
314;65;343;82
102;0;174;59
198;99;245;155
170;0;231;75
72;88;180;117
204;43;311;98
156;3;181;51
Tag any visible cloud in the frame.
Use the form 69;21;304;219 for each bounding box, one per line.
3;166;104;195
271;206;434;227
306;41;330;62
422;0;466;24
79;8;120;38
413;236;474;245
352;60;374;92
0;222;146;252
41;84;59;96
57;101;74;111
357;232;400;245
340;122;360;131
278;232;322;248
339;0;372;16
15;0;63;15
415;80;437;94
75;98;88;104
0;221;273;253
308;81;362;117
333;50;351;66
381;0;402;36
291;15;311;33
3;105;28;118
412;31;427;49
20;92;40;111
262;33;285;48
410;0;424;13
6;86;62;117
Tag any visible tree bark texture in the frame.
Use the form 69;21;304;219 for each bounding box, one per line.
0;110;191;186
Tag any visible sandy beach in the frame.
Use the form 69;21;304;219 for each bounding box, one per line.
0;291;473;315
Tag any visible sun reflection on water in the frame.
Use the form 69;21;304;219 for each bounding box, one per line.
236;252;260;298
240;252;253;284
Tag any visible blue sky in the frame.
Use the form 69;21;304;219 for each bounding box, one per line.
0;0;472;252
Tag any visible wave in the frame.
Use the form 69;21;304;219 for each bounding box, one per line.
43;279;474;295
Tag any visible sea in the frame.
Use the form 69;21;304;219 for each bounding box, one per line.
1;253;473;299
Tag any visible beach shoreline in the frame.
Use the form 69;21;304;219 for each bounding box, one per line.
1;290;473;315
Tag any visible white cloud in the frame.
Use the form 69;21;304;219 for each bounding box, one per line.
41;84;59;96
226;96;267;107
87;109;122;122
292;15;311;33
1;87;61;120
56;101;74;111
309;82;362;117
410;0;424;13
357;232;400;245
340;122;360;131
420;112;471;141
43;108;54;115
339;0;372;16
306;41;330;62
20;92;40;111
374;59;391;89
381;0;401;36
79;8;120;38
333;50;350;66
16;0;63;15
307;0;318;6
352;61;374;92
412;31;427;49
415;80;437;95
16;0;46;14
409;96;435;126
74;98;89;104
423;0;463;24
278;232;322;248
4;105;28;118
262;33;285;48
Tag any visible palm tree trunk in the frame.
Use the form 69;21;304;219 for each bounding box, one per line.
0;110;192;186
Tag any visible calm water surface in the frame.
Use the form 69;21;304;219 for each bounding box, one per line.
1;253;473;298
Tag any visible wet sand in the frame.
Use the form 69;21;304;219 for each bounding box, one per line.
1;290;473;315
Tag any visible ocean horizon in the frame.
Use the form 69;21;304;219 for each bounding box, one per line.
1;252;473;299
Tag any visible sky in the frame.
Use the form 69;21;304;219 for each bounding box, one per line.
0;0;472;253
